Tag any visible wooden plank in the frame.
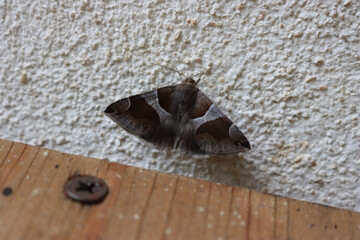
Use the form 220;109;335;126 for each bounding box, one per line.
186;180;211;240
203;182;222;240
103;164;137;239
274;196;289;240
0;139;359;240
215;185;233;240
48;156;109;240
0;139;13;166
351;211;360;238
6;148;63;240
68;161;118;240
226;188;250;239
24;152;74;239
0;141;26;188
248;190;276;239
289;199;356;240
114;168;156;240
174;177;199;240
162;176;198;240
136;172;178;240
0;144;39;236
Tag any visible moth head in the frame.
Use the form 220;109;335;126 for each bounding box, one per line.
184;68;206;85
184;77;197;85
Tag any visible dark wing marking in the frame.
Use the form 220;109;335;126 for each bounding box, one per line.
104;95;160;136
157;86;177;115
190;91;250;154
104;86;178;148
190;89;213;118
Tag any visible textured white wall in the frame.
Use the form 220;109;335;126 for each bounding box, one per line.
1;1;359;211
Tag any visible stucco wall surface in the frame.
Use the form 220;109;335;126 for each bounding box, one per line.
1;1;359;211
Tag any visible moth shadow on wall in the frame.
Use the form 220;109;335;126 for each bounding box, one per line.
175;153;263;191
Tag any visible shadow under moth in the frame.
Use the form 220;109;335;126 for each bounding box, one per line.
104;68;250;154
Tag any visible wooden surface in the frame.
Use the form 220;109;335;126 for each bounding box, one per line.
0;139;359;240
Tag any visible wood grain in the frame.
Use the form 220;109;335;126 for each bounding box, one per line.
0;139;359;240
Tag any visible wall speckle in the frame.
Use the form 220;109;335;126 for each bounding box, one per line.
1;1;359;211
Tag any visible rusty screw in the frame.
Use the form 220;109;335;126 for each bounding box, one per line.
64;175;109;204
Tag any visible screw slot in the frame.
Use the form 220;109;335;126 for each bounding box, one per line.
76;181;96;193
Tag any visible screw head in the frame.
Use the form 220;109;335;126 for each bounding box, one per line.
64;175;109;204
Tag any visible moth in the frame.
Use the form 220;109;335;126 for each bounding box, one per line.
104;68;250;154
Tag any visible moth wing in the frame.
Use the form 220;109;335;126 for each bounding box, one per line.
104;86;178;148
190;91;251;154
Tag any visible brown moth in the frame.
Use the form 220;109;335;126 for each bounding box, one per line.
104;68;250;154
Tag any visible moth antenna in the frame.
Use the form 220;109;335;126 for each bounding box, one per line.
151;63;187;80
193;68;206;85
